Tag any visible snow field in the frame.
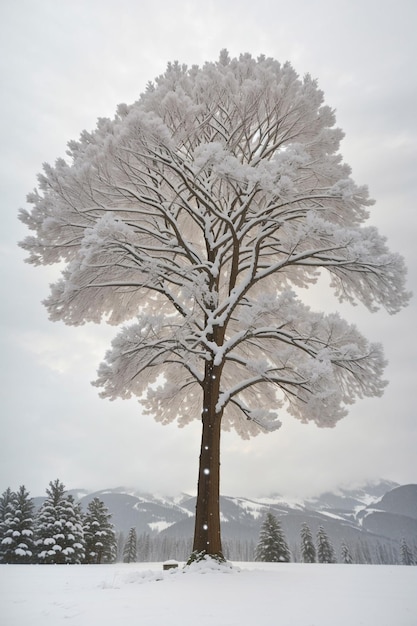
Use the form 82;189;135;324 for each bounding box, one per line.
1;561;416;626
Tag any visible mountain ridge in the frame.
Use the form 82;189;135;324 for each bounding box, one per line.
32;480;416;562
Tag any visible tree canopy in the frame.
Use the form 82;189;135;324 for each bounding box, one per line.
19;51;410;559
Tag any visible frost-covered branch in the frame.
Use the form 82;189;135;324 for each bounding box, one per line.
20;52;410;438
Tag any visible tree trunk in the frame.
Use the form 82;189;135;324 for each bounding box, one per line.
191;361;224;560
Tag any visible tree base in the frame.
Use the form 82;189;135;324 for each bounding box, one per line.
185;550;226;567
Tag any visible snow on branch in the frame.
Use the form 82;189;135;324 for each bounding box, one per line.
20;52;410;437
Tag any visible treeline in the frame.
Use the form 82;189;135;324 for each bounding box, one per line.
2;484;415;565
251;511;416;566
116;517;416;565
116;531;256;563
0;480;116;564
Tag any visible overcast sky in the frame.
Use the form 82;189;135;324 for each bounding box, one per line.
1;0;416;500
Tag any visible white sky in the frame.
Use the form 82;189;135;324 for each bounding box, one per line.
0;0;416;500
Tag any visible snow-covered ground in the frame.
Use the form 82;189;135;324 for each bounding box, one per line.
1;560;416;625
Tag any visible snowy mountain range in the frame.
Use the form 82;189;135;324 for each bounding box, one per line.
33;480;417;561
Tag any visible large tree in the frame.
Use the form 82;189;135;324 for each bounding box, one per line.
19;52;409;561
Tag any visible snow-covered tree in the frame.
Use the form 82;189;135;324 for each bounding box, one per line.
316;525;336;563
400;538;414;566
19;52;410;561
0;486;35;564
341;541;353;564
0;488;15;526
300;522;316;563
123;527;138;563
83;497;116;564
35;479;85;564
0;488;16;563
255;512;291;562
61;495;85;563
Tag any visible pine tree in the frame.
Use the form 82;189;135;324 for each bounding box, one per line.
0;488;16;563
255;512;291;562
316;526;336;563
341;541;353;564
400;538;414;565
60;495;85;563
300;522;316;563
35;478;66;563
123;527;138;563
0;488;15;527
35;479;85;564
0;486;35;563
83;497;116;564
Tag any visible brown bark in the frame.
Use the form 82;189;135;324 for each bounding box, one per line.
191;361;224;560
